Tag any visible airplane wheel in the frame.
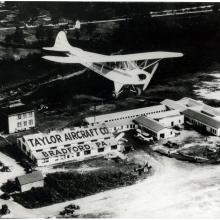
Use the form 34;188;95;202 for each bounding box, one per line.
135;87;142;96
112;92;118;98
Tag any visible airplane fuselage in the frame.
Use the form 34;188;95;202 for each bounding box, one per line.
82;61;152;86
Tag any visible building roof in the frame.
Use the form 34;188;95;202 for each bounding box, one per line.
183;108;220;129
134;116;166;133
17;171;44;186
178;97;204;108
148;109;180;120
32;138;118;160
85;105;167;123
1;104;34;116
20;124;114;151
161;99;186;112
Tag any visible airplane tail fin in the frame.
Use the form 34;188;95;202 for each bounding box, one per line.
43;31;72;52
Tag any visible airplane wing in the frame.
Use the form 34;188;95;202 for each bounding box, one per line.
43;51;183;64
87;51;183;63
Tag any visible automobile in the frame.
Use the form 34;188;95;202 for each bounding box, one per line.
0;204;10;216
164;141;179;148
136;133;153;142
64;204;80;210
0;193;10;200
0;166;11;172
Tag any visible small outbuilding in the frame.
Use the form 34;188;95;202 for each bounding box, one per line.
16;171;44;192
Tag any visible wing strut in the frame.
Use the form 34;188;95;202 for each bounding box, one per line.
113;82;124;98
143;62;159;91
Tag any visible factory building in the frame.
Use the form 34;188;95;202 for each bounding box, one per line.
17;124;119;167
85;104;183;134
161;97;220;136
134;116;175;140
0;101;35;134
85;105;168;133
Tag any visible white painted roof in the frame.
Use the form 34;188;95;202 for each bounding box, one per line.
32;138;117;160
20;124;114;151
134;116;166;133
148;109;180;120
161;99;187;112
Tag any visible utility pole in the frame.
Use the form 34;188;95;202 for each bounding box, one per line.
93;104;96;124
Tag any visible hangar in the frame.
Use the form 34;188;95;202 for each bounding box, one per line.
17;124;119;166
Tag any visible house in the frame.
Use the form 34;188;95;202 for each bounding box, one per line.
0;101;35;134
16;171;44;192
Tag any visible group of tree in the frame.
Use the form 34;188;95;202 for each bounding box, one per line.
13;169;138;208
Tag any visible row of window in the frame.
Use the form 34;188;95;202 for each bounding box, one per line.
104;109;166;123
41;145;118;163
17;119;33;127
114;124;136;131
189;118;217;134
17;112;33;120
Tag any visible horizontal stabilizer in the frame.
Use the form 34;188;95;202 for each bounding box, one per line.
42;56;81;64
42;47;69;52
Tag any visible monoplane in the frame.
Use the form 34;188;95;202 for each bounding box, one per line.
43;31;183;97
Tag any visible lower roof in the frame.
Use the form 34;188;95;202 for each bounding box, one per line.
134;116;166;133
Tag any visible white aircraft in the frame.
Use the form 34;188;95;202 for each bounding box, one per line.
42;31;183;97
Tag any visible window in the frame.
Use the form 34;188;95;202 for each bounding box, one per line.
28;112;33;117
111;145;117;150
84;150;91;155
17;122;21;127
23;113;27;119
23;121;27;126
17;114;21;119
98;148;104;153
29;120;33;125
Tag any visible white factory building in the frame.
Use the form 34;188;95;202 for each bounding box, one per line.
162;97;220;136
0;100;35;134
85;104;184;139
17;124;119;167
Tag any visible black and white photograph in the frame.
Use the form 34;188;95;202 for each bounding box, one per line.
0;0;220;218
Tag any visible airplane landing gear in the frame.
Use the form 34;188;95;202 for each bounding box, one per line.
135;87;142;96
112;91;118;98
130;86;142;96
